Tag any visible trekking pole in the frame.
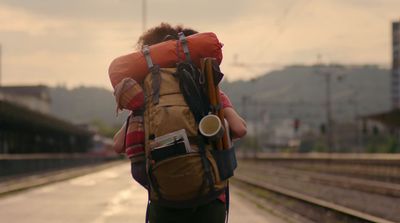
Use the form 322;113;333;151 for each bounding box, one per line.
203;58;230;150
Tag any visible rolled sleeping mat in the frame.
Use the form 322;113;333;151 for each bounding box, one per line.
108;32;223;88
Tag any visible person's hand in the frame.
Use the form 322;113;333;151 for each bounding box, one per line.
112;123;126;154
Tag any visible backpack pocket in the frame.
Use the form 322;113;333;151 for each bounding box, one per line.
149;151;223;202
149;94;197;137
211;147;237;181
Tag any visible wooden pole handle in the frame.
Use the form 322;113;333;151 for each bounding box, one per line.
203;58;230;150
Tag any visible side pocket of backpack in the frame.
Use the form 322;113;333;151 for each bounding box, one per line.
211;147;237;181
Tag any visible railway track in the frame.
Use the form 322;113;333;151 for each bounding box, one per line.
244;153;400;183
241;163;400;197
233;175;397;223
233;154;400;223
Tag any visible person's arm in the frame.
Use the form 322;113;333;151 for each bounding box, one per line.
224;107;247;139
219;91;247;139
113;122;126;154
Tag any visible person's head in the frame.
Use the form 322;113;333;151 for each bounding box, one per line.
137;23;198;49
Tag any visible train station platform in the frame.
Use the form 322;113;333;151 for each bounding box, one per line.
0;162;283;223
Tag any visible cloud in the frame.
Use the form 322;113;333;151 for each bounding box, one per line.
216;0;399;81
0;0;400;87
0;4;68;36
0;2;142;88
0;0;139;21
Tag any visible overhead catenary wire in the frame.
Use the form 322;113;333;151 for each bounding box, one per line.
142;0;147;32
232;0;314;72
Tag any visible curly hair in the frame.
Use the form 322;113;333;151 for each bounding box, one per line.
137;23;198;49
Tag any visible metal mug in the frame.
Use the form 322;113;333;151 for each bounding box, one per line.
199;114;225;140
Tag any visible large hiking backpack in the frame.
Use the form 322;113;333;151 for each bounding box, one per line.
140;33;237;208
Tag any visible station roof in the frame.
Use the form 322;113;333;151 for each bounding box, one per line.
362;109;400;128
0;85;51;102
0;100;90;136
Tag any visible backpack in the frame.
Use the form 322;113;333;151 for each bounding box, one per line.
140;33;237;208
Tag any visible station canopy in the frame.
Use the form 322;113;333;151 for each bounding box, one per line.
0;100;90;136
363;109;400;128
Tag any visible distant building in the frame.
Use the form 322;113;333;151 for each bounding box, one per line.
0;85;51;114
362;19;400;149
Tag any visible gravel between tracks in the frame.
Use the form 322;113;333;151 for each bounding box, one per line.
236;161;400;222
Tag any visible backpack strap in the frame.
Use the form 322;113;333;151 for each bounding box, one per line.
145;189;151;223
176;63;209;123
178;32;191;62
142;45;154;69
142;45;161;105
197;134;215;193
225;181;230;223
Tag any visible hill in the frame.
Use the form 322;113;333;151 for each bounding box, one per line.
49;86;128;127
48;64;391;130
221;64;391;128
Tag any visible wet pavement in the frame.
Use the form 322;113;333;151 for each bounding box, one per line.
0;162;283;223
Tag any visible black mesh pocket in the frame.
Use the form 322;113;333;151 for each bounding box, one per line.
151;141;188;163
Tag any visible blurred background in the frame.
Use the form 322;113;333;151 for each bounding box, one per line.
0;1;399;223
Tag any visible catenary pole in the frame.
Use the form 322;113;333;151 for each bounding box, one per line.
0;44;3;87
142;0;147;32
0;44;2;86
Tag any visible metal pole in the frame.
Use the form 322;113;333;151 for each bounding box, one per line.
142;0;147;32
242;95;248;157
254;99;259;158
351;90;361;151
0;44;2;86
392;20;400;109
325;71;334;151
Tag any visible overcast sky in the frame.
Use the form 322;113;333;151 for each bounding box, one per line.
0;0;399;89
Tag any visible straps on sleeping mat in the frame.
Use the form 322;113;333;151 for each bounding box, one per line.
142;45;161;105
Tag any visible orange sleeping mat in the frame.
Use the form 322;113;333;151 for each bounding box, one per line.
108;32;223;88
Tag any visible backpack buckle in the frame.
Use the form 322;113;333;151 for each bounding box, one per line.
142;45;154;69
178;32;191;62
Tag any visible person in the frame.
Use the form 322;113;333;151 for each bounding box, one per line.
112;23;247;223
